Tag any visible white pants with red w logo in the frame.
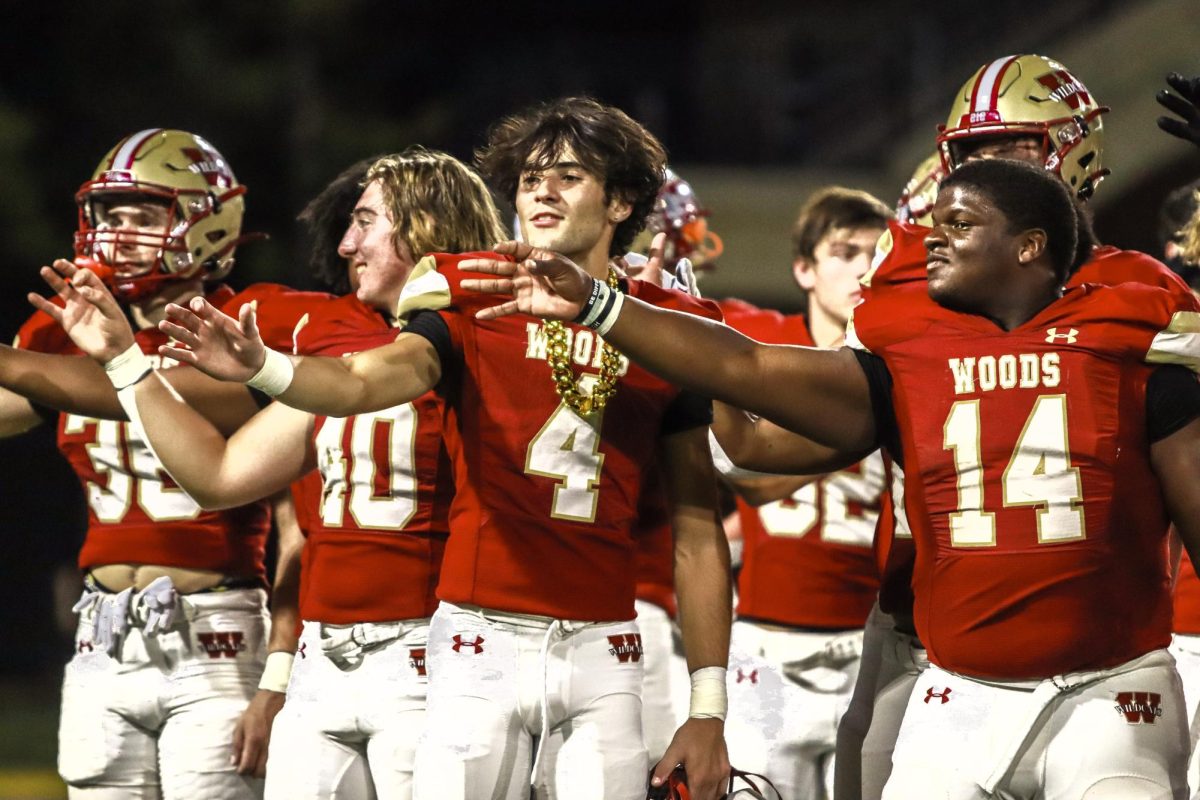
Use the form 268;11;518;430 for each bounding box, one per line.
883;650;1189;800
413;601;648;800
58;587;267;799
724;620;865;800
264;618;429;800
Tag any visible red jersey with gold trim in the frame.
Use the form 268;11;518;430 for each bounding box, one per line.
395;253;722;621
718;299;883;628
15;283;329;578
293;293;450;624
850;280;1200;678
860;223;1198;627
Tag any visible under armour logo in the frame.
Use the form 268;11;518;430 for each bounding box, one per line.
736;668;758;684
924;686;952;704
77;640;93;653
607;633;644;663
1115;691;1163;724
409;647;427;676
1045;327;1078;344
451;634;485;654
298;642;307;659
197;631;246;659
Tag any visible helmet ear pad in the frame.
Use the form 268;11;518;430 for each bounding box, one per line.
936;55;1109;200
73;129;247;300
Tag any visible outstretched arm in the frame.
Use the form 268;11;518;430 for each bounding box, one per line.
25;260;267;435
158;297;442;417
654;425;731;800
460;243;877;453
712;400;867;475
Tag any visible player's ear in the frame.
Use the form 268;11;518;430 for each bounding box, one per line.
793;257;817;291
1017;229;1047;265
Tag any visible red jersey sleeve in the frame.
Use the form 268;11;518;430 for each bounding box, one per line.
219;283;337;352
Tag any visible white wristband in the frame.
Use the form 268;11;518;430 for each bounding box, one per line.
575;278;625;337
103;342;153;390
688;665;728;720
257;650;294;693
246;349;295;397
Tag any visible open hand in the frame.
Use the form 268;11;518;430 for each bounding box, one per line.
1157;72;1200;146
30;259;136;363
158;298;267;382
458;240;596;321
651;718;729;800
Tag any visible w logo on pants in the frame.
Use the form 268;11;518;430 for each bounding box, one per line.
607;633;643;663
1115;691;1163;724
197;631;245;659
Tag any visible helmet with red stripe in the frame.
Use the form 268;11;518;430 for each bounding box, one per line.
937;55;1109;200
74;129;248;301
643;168;723;269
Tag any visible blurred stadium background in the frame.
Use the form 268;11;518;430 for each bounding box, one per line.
0;1;1196;796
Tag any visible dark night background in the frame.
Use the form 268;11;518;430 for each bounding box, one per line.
0;1;1196;794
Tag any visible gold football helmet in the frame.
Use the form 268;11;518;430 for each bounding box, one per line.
74;128;247;300
937;55;1109;199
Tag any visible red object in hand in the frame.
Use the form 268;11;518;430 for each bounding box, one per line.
72;257;116;286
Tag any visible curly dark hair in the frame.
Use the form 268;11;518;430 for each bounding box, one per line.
475;96;667;257
296;156;383;294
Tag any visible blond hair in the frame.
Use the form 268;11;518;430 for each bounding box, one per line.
366;147;507;258
1184;189;1200;267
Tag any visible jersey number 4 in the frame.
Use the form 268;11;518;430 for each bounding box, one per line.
943;394;1085;546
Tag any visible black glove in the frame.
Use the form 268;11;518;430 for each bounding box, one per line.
1157;72;1200;147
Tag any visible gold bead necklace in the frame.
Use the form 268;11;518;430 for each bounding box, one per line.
543;266;622;415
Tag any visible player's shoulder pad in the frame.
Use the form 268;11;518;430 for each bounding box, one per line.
624;278;723;322
292;293;385;355
716;297;811;345
862;220;929;293
13;305;70;353
394;252;513;323
222;283;339;351
1073;247;1195;304
846;285;939;355
1064;282;1200;371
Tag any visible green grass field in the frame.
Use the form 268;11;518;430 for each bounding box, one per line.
0;678;65;800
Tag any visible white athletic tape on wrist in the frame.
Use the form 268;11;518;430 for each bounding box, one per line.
689;665;728;720
104;342;153;390
247;349;295;396
257;650;294;693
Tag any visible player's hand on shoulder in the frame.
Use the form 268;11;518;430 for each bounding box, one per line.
1157;72;1200;147
459;240;594;321
158;298;267;382
651;717;729;800
30;258;136;362
231;688;285;777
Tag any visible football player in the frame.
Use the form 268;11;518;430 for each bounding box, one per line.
38;148;506;799
709;187;889;800
58;99;733;800
461;157;1200;798
4;129;328;798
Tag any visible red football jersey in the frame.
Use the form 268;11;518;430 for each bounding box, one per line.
718;299;883;628
15;283;326;578
633;470;676;618
1175;550;1200;635
859;224;1198;629
394;253;722;620
851;280;1200;678
293;294;451;624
